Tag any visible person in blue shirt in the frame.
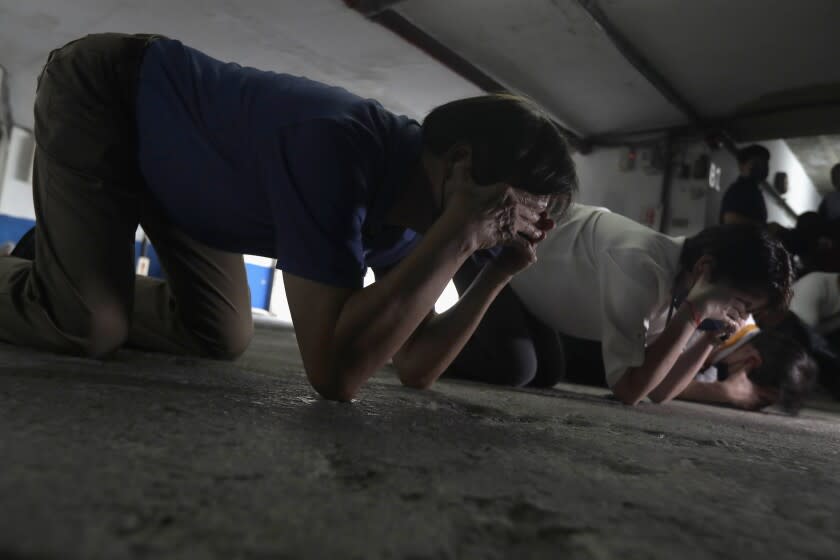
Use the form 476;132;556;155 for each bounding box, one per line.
0;33;577;401
719;145;770;226
818;163;840;223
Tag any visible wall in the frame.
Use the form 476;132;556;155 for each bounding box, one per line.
0;126;37;246
572;144;667;226
0;126;35;219
571;140;728;235
761;139;821;224
572;137;822;237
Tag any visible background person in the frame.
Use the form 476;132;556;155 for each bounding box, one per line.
818;163;840;223
719;144;770;226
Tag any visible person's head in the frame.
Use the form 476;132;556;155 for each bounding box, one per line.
726;331;818;414
680;224;794;314
737;144;771;182
422;93;578;217
831;163;840;190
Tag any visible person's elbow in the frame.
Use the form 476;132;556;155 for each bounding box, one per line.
646;390;676;405
399;372;436;390
306;356;368;402
394;359;437;391
613;385;645;406
309;372;359;402
612;371;648;406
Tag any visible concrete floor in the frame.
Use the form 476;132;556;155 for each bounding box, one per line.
1;323;839;560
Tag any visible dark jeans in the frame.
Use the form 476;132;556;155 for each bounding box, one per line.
444;258;609;388
0;34;253;359
443;258;564;387
560;334;607;388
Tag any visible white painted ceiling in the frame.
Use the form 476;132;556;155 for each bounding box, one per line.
2;0;838;147
393;0;840;140
0;0;481;129
597;0;839;118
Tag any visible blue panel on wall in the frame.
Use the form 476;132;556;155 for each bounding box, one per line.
0;215;35;247
245;262;274;310
0;214;272;310
0;215;164;275
134;241;163;278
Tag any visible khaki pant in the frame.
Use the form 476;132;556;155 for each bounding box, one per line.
0;34;253;359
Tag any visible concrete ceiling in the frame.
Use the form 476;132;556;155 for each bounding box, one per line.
394;0;686;137
599;0;839;118
388;0;840;142
3;0;838;190
0;0;482;129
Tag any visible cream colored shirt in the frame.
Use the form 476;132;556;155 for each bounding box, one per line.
789;272;840;327
511;204;684;387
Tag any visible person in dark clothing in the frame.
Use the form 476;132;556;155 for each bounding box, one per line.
0;34;578;402
767;311;840;401
818;163;840;223
443;256;566;388
719;144;770;226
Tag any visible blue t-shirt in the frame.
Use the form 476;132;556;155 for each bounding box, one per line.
135;38;422;288
719;176;767;224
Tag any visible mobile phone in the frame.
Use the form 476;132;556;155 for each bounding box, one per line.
698;319;726;331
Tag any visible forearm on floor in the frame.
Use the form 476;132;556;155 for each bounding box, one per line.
676;380;731;405
328;214;477;392
392;263;511;388
612;305;698;405
647;334;717;403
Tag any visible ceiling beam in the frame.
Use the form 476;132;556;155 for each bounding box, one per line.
574;0;705;126
344;0;409;17
344;2;589;151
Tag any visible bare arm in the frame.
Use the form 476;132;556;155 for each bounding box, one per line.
646;332;718;403
286;182;550;401
612;304;699;405
392;259;518;389
677;379;733;405
285;211;477;401
612;267;747;406
677;372;779;411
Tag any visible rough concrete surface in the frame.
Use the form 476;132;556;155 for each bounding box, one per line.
1;324;839;560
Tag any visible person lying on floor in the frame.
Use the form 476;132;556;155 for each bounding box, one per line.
760;310;840;402
678;322;817;413
439;204;794;406
0;33;578;402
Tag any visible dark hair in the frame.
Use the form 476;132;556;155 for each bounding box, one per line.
736;144;770;165
748;330;817;414
771;311;840;401
681;224;794;309
423;94;578;213
831;163;840;189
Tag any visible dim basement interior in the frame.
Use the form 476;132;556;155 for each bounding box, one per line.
0;1;839;559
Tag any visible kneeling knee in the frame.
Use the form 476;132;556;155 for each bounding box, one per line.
80;305;131;358
495;349;539;387
199;320;254;360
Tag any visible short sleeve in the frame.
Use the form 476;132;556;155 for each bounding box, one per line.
721;184;767;222
273;120;380;288
598;250;663;387
789;273;825;327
